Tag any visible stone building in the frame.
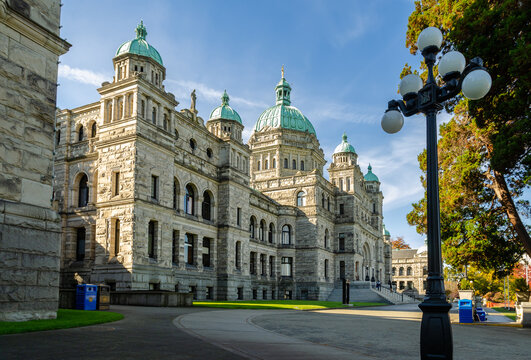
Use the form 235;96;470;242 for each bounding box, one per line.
53;22;390;301
0;0;70;320
391;243;428;297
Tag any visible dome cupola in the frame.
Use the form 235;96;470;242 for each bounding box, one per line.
116;21;163;66
209;90;242;123
254;67;316;135
334;133;356;154
364;164;380;182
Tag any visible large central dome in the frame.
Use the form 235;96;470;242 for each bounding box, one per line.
254;70;316;135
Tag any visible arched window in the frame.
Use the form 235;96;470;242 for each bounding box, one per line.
76;227;85;261
265;159;269;170
324;259;329;278
300;160;305;171
327;197;330;211
399;267;404;276
114;219;120;255
296;191;306;206
56;129;61;145
257;161;261;171
268;223;274;243
78;126;84;142
281;225;291;245
346;178;351;191
249;216;256;239
407;267;412;276
141;100;145;118
163;113;168;130
321;193;325;207
106;102;113;123
284;158;288;168
173;178;179;210
324;229;329;248
202;191;212;221
78;174;89;207
259;220;266;241
272;158;276;169
185;184;195;215
292;159;297;169
235;241;241;269
392;267;396;276
91;123;97;138
152;107;157;124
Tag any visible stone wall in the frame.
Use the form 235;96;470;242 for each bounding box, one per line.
0;0;69;321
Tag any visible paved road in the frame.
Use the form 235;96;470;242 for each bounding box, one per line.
0;306;245;360
2;304;530;360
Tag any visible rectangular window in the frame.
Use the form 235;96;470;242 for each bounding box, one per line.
148;221;157;259
185;233;194;265
189;286;197;300
339;233;345;251
407;281;413;290
269;256;275;277
281;257;293;277
252;288;257;300
339;203;345;215
76;227;86;261
399;281;405;290
202;238;211;267
172;230;179;264
237;287;243;300
237;207;241;226
113;171;120;196
346;178;350;191
260;254;266;275
339;178;343;191
207;286;213;300
263;289;267;300
151;175;158;200
250;252;256;275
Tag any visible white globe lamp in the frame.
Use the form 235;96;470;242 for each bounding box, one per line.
381;110;404;134
417;27;443;52
462;69;492;100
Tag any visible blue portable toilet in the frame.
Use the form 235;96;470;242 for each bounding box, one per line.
458;299;473;323
76;284;98;310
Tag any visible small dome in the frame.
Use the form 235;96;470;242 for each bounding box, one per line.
416;244;428;255
364;164;379;182
116;21;163;66
209;90;242;124
254;68;316;135
382;224;390;237
334;133;356;154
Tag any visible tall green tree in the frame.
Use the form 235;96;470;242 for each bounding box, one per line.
405;0;531;274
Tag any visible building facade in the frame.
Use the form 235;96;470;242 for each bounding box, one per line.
391;245;428;297
0;0;70;320
54;22;391;301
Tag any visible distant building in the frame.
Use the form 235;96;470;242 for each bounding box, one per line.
0;0;70;321
53;22;391;301
392;244;427;297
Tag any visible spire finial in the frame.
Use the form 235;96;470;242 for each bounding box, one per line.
281;65;284;79
221;90;229;105
342;132;348;142
135;20;147;40
368;163;372;171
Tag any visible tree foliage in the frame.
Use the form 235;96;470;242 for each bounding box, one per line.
391;236;412;250
405;0;531;276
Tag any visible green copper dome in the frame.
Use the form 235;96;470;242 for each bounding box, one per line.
364;164;380;182
209;90;242;124
333;133;356;154
254;68;316;135
382;224;390;237
116;21;163;66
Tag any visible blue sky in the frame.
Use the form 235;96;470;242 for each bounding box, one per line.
57;0;438;249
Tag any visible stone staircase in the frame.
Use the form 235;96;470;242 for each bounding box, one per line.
369;285;420;305
327;281;390;303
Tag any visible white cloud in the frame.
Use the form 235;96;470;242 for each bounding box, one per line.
308;102;380;125
166;79;268;109
58;64;108;86
332;13;373;47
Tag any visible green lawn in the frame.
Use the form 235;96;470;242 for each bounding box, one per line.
0;309;124;335
492;307;517;321
193;300;387;310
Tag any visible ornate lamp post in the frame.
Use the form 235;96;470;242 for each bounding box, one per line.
381;27;491;359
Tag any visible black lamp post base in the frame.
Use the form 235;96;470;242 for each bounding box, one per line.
418;301;453;359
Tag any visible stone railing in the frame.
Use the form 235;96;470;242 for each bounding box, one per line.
371;285;419;304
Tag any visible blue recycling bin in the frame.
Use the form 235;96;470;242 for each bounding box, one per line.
476;307;487;321
76;284;98;310
458;299;473;323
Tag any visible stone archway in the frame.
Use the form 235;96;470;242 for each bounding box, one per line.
362;243;371;281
